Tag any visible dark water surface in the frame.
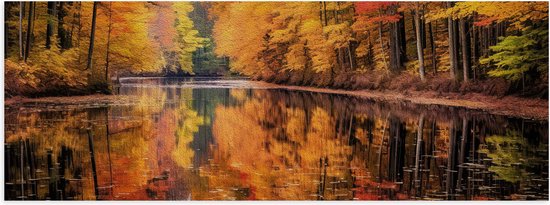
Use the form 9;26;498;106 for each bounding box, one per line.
4;77;549;200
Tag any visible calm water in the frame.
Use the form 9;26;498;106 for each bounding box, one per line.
4;77;549;200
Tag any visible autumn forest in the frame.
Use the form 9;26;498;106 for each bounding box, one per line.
4;1;549;98
3;1;550;201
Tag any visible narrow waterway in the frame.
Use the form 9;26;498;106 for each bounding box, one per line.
4;77;548;200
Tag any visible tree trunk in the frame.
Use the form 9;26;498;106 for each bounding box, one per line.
69;2;76;46
77;2;82;48
415;4;426;81
347;43;354;70
472;14;478;80
19;2;23;59
58;2;70;49
323;2;328;26
24;2;34;62
46;2;55;49
429;21;437;75
446;2;458;81
338;47;345;71
3;7;7;56
378;15;388;70
388;6;405;72
86;2;98;70
398;12;407;63
389;22;400;71
319;2;323;24
105;2;113;83
459;18;470;83
76;2;82;64
333;2;339;24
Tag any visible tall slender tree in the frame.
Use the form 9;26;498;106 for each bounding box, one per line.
446;2;459;80
459;17;471;82
86;2;98;71
105;2;113;82
415;3;426;81
24;2;34;62
429;21;437;74
19;2;23;59
389;6;406;71
45;2;55;49
57;2;70;49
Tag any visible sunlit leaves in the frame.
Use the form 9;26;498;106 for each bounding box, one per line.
480;28;548;81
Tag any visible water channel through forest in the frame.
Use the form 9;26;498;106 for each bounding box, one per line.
4;77;548;200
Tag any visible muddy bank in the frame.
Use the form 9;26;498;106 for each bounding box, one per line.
253;81;548;120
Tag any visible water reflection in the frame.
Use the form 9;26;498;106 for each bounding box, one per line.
4;78;549;200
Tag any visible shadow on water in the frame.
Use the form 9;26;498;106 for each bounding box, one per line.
4;77;549;200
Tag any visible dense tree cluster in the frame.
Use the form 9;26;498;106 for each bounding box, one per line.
4;2;204;96
4;2;548;97
209;2;548;95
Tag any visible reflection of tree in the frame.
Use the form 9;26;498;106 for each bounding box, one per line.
479;131;543;183
211;90;356;200
4;85;207;200
172;89;204;168
5;86;548;200
5;111;88;156
5;110;90;199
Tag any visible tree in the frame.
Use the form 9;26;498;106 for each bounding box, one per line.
24;2;34;62
57;2;70;49
428;21;436;74
459;17;470;82
389;6;407;71
18;2;23;59
86;2;98;71
480;27;548;88
354;2;401;71
414;3;426;81
104;2;112;82
446;2;459;81
45;2;55;49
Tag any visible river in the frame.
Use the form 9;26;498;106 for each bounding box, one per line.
4;77;548;200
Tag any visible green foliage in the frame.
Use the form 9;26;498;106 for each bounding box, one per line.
189;2;228;75
479;130;546;183
174;2;206;74
480;28;548;81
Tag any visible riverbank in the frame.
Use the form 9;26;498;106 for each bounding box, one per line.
5;78;548;120
4;60;113;98
254;81;548;120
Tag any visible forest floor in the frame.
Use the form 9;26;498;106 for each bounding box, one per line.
4;80;548;120
255;81;549;120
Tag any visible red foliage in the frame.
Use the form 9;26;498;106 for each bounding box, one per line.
355;1;397;14
355;2;397;14
474;16;498;26
354;2;402;23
